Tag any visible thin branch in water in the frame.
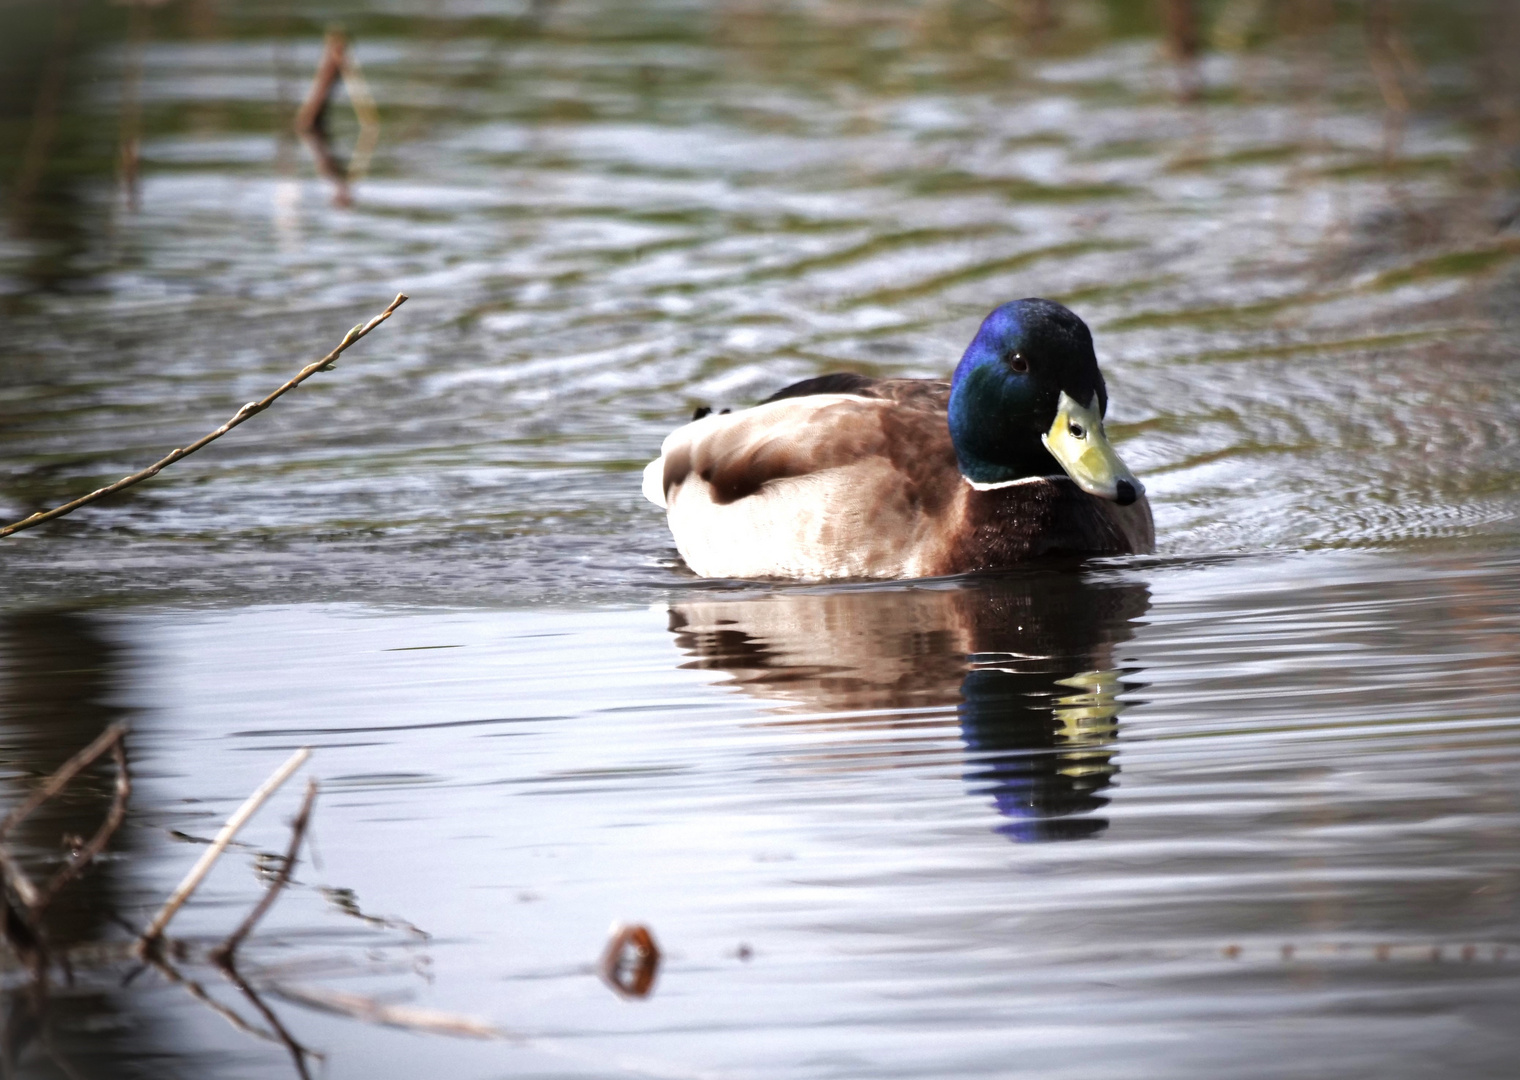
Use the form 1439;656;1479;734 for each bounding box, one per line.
0;850;42;914
36;740;131;916
116;0;150;211
266;983;511;1041
220;964;319;1080
210;779;318;968
1160;0;1202;101
294;28;347;137
317;886;430;940
340;50;381;182
293;27;382;206
1;887;46;976
0;294;408;539
11;0;82;209
0;724;130;837
0;723;130;973
146;954;286;1049
137;748;311;954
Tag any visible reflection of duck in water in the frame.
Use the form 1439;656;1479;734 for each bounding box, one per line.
644;299;1153;580
669;572;1150;840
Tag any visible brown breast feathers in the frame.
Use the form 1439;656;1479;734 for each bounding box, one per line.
935;481;1154;574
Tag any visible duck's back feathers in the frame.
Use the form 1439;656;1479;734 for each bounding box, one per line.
759;371;882;404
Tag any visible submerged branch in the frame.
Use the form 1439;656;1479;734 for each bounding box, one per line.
220;964;320;1080
137;748;311;954
210;779;318;967
147;953;287;1048
0;724;130;838
37;739;131;916
294;28;347;136
0;293;408;539
266;983;510;1041
0;723;131;964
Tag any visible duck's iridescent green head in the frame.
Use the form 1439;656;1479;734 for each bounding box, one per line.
948;298;1142;505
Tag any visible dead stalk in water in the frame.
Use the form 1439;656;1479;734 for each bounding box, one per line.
0;723;130;838
220;964;320;1080
146;948;327;1080
147;953;283;1044
1160;0;1202;101
37;740;131;915
210;779;318;967
295;28;346;136
0;294;408;539
266;983;510;1041
293;27;380;205
0;723;131;971
137;748;311;954
0;726;129;911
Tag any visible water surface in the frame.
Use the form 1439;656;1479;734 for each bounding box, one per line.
1;2;1519;1076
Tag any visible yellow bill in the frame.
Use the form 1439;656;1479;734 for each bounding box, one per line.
1041;391;1144;506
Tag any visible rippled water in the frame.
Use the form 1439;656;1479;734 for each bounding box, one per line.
6;552;1520;1078
2;2;1519;1077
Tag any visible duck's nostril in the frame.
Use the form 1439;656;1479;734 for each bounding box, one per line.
1115;480;1137;506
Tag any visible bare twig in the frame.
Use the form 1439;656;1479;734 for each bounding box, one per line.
1366;0;1421;161
295;29;355;206
146;953;286;1048
116;0;150;211
34;740;131;915
1160;0;1201;101
266;983;509;1040
210;779;318;967
220;964;319;1080
292;27;381;206
11;0;81;208
294;29;347;136
318;886;430;939
1;878;46;974
0;850;42;913
0;724;129;837
341;49;381;183
137;748;311;954
0;722;130;972
297;126;353;208
291;27;379;147
0;294;408;539
147;953;323;1079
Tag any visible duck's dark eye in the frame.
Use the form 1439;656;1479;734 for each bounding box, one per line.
1068;422;1086;439
1009;355;1028;373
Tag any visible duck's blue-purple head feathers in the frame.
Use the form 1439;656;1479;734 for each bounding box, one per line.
948;299;1140;504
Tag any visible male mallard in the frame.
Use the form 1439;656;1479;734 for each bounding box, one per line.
642;298;1153;579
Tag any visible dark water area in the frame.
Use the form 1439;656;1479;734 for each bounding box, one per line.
1;1;1519;1077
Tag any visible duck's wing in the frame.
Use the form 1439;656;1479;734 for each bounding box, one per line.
643;379;952;508
761;374;950;411
642;380;957;579
759;372;881;404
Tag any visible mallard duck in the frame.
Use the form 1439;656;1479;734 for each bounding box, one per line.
642;298;1153;579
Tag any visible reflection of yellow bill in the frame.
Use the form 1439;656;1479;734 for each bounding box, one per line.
1041;392;1144;505
1052;669;1123;778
